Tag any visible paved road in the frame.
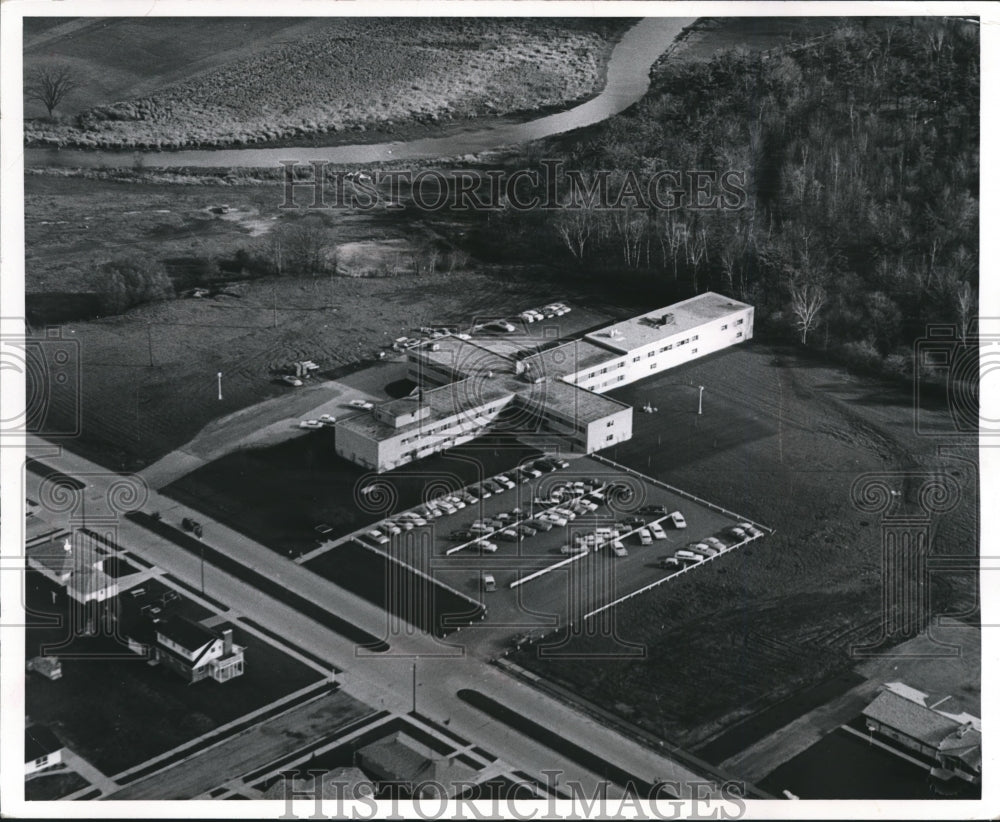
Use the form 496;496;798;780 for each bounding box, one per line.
24;436;718;799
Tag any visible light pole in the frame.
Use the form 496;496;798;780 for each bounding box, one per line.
217;372;223;401
698;385;705;415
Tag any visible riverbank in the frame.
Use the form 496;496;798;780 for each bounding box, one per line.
24;18;631;153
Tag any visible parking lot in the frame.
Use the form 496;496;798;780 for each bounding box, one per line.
304;454;768;657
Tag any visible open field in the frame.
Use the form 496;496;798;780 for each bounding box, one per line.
25;571;325;776
509;342;978;750
25;18;627;150
24;176;629;472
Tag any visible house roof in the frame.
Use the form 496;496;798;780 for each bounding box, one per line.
863;690;961;746
357;732;476;793
585;292;752;354
262;768;374;800
155;615;217;653
937;725;982;771
25;724;62;761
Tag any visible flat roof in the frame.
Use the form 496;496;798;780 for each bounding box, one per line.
585;292;752;354
338;378;516;441
519;377;631;423
520;339;619;380
410;336;515;379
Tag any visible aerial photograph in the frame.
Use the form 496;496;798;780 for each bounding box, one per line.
5;4;987;817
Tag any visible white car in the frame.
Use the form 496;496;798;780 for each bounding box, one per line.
541;512;568;527
365;530;390;545
739;522;764;538
476;484;492;499
399;512;428;527
705;537;726;552
728;526;748;540
379;521;401;536
436;500;457;515
348;399;374;410
560;544;588;555
299;419;322;429
493;474;515;490
319;414;337;426
476;539;498;553
282;375;303;387
649;522;668;540
637;528;653;546
445;495;466;509
518;311;538;323
489;320;516;333
669;511;687;529
611;540;628;558
453;333;472;340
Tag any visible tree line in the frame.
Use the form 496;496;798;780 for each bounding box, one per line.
470;18;979;382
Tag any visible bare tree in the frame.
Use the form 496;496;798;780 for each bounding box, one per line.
788;280;827;345
555;208;594;261
26;64;78;118
956;280;975;345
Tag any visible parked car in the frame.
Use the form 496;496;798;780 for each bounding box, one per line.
475;484;492;499
640;504;668;516
623;516;646;529
319;414;337;426
516;524;537;538
497;529;519;542
674;549;704;564
445;495;466;509
552;506;576;521
690;543;717;557
610;540;628;558
436;500;457;515
705;537;726;552
365;530;390;545
518;311;538;323
482;573;497;592
282;375;304;387
475;539;498;553
660;556;681;569
449;529;475;541
560;543;588;555
727;526;748;539
739;522;764;538
527;518;553;532
379;521;401;536
541;512;568;527
493;474;515;490
348;399;374;410
299;419;322;429
649;522;668;540
669;511;687;529
488;320;516;333
636;528;653;546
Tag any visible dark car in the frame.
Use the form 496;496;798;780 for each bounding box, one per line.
640;505;669;516
622;516;646;528
449;529;475;541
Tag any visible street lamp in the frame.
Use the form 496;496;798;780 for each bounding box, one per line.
698;385;705;415
217;371;223;401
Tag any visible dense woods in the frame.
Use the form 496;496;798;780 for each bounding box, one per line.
476;19;979;381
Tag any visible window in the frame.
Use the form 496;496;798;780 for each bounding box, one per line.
736;318;744;325
617;375;625;382
693;335;699;341
606;434;614;442
691;348;698;354
632;356;640;363
588;371;596;378
600;367;607;374
647;351;655;358
736;331;743;338
721;324;727;331
650;362;657;369
606;420;614;427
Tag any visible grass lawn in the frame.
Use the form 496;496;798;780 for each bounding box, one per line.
25;770;89;801
511;342;978;751
25;573;324;776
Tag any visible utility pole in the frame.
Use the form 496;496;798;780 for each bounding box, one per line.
698;385;705;415
217;372;223;401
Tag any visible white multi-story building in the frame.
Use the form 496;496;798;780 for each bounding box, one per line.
335;292;753;473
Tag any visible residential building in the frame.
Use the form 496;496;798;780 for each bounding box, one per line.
26;536;118;604
862;681;981;788
356;732;477;797
25;724;63;776
153;617;245;683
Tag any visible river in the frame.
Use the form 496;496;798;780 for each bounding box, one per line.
25;17;694;169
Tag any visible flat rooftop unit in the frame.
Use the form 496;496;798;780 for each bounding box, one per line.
586;292;753;354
